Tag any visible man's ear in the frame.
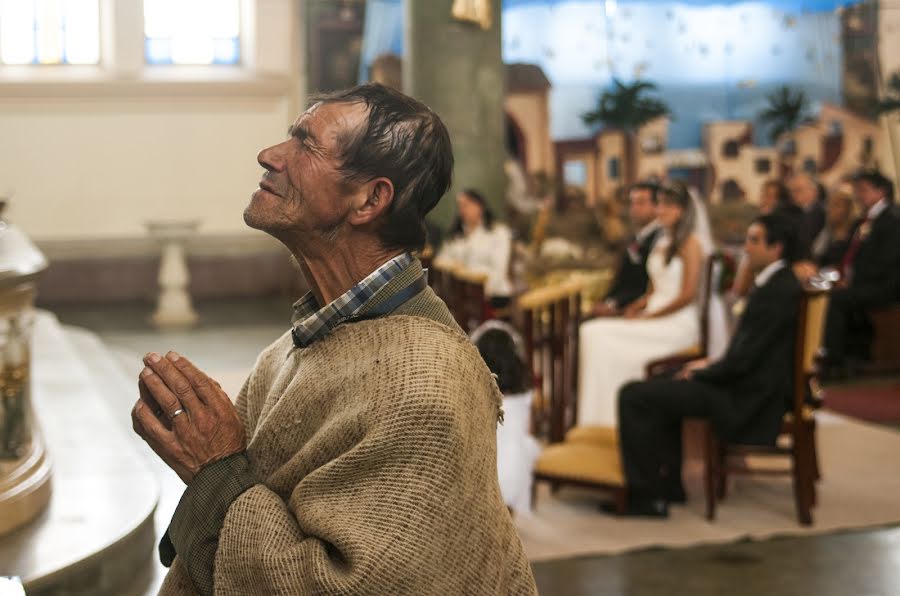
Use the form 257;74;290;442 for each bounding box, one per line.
349;178;394;226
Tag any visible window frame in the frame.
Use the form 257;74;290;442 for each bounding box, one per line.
0;0;102;66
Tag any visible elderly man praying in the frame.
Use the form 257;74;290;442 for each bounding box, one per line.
132;83;537;596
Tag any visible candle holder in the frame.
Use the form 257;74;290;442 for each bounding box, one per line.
0;313;33;459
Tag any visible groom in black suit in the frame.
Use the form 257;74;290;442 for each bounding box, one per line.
614;214;802;517
593;183;662;316
823;169;900;370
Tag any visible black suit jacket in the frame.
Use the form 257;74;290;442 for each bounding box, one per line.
693;266;802;445
849;204;900;305
604;226;662;308
795;201;825;261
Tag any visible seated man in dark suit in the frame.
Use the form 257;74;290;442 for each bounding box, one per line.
614;214;802;517
593;182;662;316
823;170;900;372
788;172;826;260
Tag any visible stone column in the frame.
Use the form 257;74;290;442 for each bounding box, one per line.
404;0;506;230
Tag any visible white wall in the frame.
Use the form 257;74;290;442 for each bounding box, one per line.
0;0;303;245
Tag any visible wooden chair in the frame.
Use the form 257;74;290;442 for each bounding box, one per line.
862;304;900;374
703;289;829;526
427;263;488;333
522;280;629;512
451;268;489;333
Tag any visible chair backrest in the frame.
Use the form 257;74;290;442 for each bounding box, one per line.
792;289;830;415
516;279;585;443
698;253;723;356
452;268;489;332
428;263;488;333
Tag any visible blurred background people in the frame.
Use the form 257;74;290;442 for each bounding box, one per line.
592;182;662;317
811;185;859;270
577;182;705;427
616;214;801;518
472;320;541;515
436;188;514;309
823;170;900;373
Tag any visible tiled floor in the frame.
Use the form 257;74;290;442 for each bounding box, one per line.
48;297;900;596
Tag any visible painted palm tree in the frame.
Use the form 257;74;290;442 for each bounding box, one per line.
581;78;670;131
876;71;900;117
758;85;810;143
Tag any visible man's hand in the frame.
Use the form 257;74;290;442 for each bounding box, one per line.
676;358;710;380
592;302;619;317
622;304;644;319
793;261;819;283
131;351;246;484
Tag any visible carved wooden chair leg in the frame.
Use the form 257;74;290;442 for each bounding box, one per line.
704;427;718;521
792;431;814;526
716;445;728;501
614;487;627;515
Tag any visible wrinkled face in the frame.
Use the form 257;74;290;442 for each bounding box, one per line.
826;194;852;225
853;180;884;212
245;101;369;240
628;188;656;227
456;192;484;229
744;222;781;271
656;197;683;230
789;176;817;208
759;183;780;215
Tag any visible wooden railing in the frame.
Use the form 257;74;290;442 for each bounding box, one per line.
516;279;586;443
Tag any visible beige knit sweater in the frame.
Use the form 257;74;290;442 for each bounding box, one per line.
159;311;537;594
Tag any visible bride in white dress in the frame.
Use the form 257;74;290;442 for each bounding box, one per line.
577;182;709;427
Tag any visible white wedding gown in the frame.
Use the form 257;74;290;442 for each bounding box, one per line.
577;239;701;427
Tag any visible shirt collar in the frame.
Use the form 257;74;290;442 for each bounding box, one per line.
754;259;786;288
291;252;413;348
868;198;888;220
636;220;660;243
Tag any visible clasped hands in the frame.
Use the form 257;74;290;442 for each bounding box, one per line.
675;357;709;380
131;351;246;484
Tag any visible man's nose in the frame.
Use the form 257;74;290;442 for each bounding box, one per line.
257;143;285;173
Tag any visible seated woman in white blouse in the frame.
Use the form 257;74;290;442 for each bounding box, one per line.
435;188;514;309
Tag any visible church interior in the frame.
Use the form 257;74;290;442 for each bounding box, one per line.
3;0;900;594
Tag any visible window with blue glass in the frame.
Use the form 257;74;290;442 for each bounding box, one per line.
0;0;99;65
144;0;241;65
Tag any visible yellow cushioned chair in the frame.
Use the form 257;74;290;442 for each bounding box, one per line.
532;425;627;513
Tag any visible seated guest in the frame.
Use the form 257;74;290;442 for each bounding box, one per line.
592;182;662;317
615;214;801;517
759;179;795;216
471;320;540;514
435;188;514;309
823;170;900;370
578;182;706;427
810;185;858;269
731;179;802;296
788;172;826;258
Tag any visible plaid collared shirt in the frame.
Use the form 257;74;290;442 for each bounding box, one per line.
290;252;414;348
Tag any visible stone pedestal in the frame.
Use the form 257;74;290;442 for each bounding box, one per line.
146;220;200;329
404;0;506;229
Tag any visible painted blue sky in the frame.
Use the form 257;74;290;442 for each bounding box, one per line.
362;0;863;147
